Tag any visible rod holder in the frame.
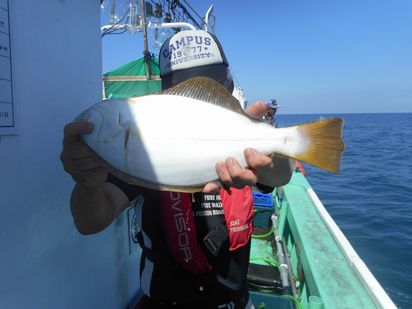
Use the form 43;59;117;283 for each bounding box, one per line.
308;295;323;309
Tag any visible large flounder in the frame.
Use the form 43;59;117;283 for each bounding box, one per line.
75;77;345;192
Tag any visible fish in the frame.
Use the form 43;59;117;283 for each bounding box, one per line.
75;77;345;192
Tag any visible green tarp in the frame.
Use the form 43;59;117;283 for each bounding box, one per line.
103;56;161;98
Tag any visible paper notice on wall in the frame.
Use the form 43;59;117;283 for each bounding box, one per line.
0;1;14;129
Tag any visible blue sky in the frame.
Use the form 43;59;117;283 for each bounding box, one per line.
101;0;412;114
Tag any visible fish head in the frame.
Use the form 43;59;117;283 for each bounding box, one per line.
75;98;135;145
74;98;151;184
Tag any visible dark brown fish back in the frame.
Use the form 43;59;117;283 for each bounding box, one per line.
158;76;249;116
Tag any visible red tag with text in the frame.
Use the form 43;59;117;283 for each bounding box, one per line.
220;187;254;251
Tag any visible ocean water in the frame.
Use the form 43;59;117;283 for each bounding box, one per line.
277;113;412;308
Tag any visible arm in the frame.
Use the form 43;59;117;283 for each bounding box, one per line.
60;122;130;234
70;182;129;235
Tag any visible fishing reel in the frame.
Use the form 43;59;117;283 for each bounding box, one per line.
262;99;278;126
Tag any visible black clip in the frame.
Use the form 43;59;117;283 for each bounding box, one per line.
203;224;229;257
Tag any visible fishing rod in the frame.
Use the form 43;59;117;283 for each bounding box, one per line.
271;214;292;295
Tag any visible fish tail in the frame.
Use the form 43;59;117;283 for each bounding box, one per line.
294;118;345;173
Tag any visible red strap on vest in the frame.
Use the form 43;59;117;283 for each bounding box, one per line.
159;191;212;273
220;187;254;251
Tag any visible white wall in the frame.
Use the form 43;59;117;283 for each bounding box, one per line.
0;1;140;308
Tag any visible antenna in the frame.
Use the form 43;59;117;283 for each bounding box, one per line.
100;0;213;80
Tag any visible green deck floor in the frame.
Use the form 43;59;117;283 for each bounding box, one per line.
279;172;377;309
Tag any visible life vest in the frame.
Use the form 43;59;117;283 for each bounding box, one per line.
159;187;254;273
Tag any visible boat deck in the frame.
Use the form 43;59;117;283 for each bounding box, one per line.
281;172;376;308
248;171;385;308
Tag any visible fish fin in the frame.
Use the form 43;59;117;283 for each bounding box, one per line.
158;76;248;116
294;118;345;173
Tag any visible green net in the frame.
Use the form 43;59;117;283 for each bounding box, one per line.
103;56;162;98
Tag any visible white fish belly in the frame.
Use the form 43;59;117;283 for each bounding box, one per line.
82;95;306;187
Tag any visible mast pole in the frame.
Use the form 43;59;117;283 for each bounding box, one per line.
141;0;151;80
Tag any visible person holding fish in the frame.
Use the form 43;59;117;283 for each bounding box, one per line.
61;30;343;309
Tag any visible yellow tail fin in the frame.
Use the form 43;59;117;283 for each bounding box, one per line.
294;118;345;173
